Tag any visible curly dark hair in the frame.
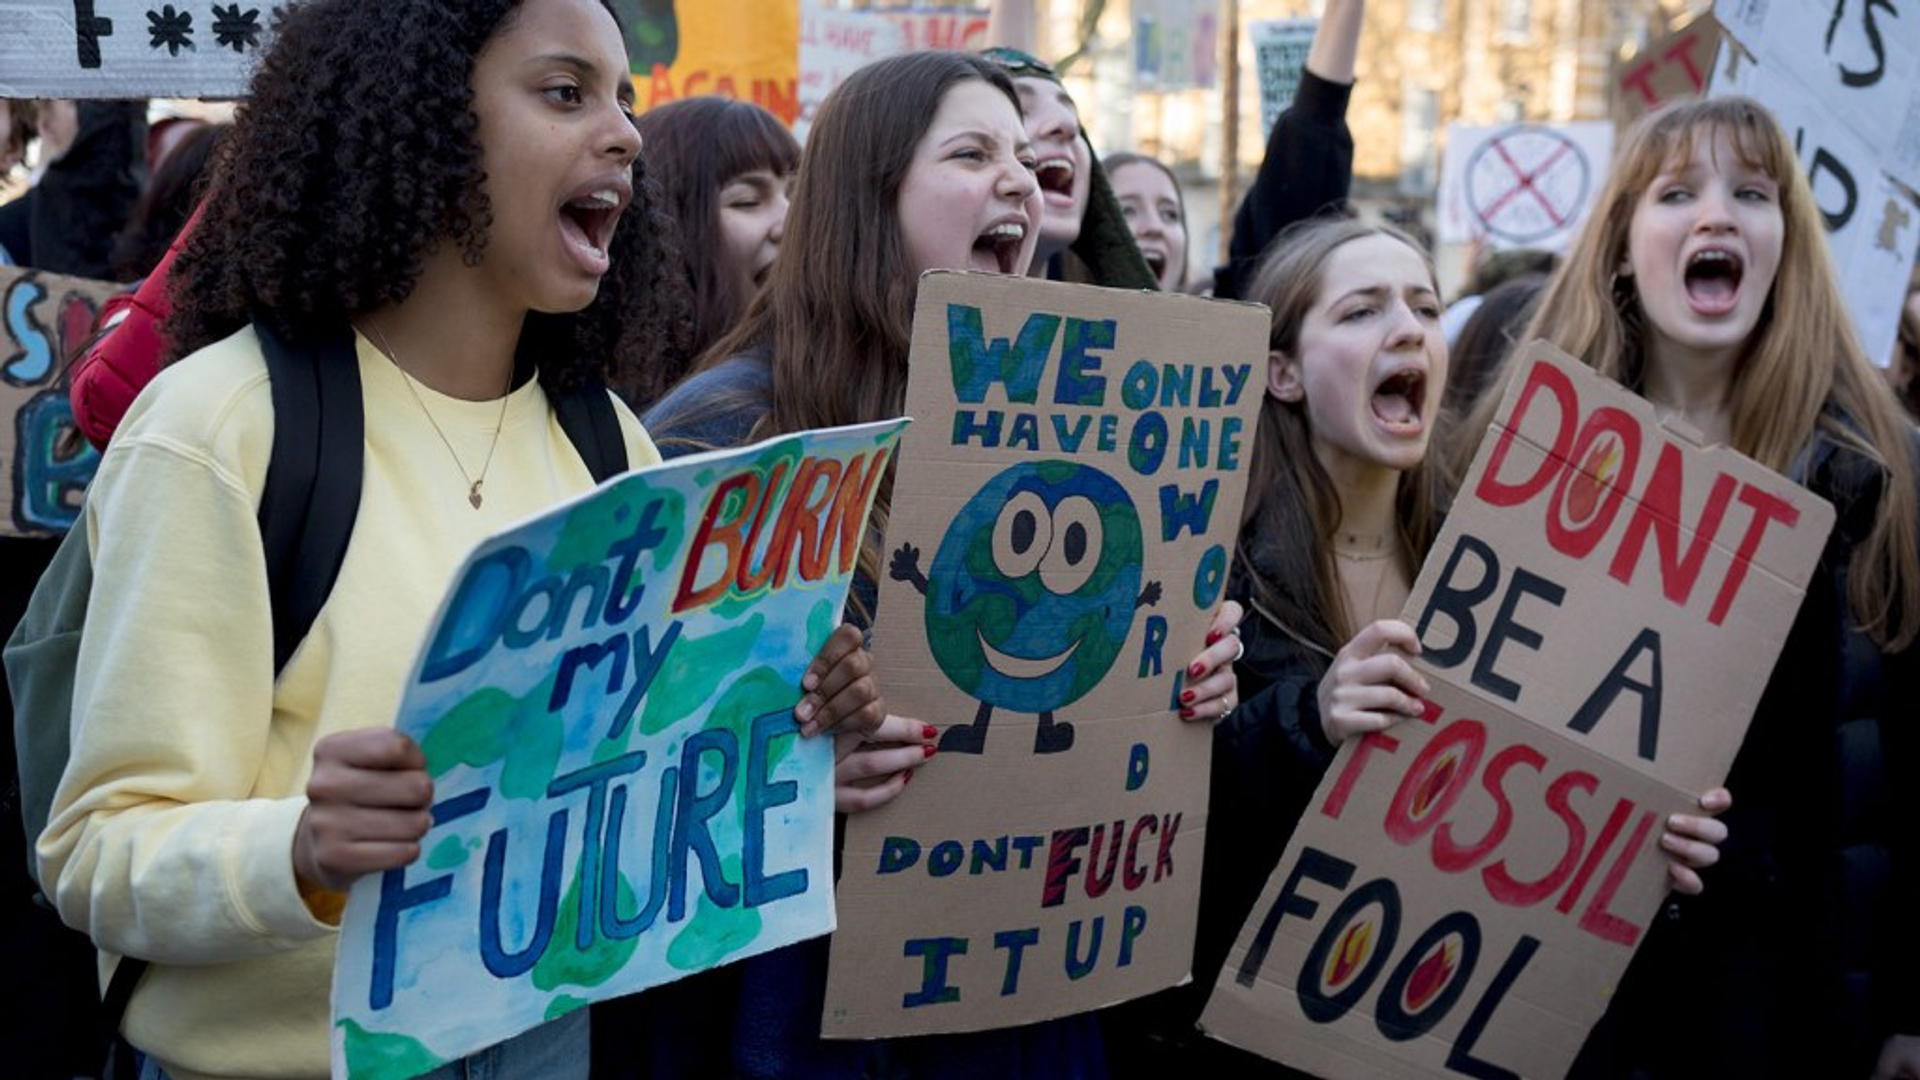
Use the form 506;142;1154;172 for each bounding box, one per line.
165;0;690;395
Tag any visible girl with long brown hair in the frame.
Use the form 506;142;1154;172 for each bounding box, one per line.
634;49;1243;1080
628;96;797;407
1122;215;1727;1076
1470;95;1919;1079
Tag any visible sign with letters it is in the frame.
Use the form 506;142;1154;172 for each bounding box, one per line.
331;419;907;1080
0;0;288;97
1200;343;1834;1079
822;272;1268;1037
1710;2;1920;369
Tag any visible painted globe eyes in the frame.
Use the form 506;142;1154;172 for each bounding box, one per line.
993;492;1051;578
991;492;1104;593
1040;497;1102;594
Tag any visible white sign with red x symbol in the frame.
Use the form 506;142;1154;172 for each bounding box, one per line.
1439;122;1615;251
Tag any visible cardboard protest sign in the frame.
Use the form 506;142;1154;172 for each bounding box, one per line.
0;265;123;537
1133;0;1222;91
1200;343;1835;1078
1710;25;1920;370
331;419;908;1080
1249;19;1317;140
628;0;799;125
0;0;285;97
796;5;905;142
821;272;1268;1037
1437;123;1614;252
1612;15;1719;124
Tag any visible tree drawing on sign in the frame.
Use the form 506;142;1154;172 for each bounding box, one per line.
890;460;1159;756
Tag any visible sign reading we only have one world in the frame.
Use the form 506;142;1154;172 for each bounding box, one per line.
1201;344;1835;1079
331;419;907;1080
823;273;1269;1037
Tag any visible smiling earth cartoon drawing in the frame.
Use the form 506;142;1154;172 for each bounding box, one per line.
890;460;1158;754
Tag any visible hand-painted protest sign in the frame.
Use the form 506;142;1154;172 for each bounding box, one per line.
1613;15;1720;124
796;5;905;142
1200;343;1834;1078
1;265;122;536
872;4;992;53
1716;0;1920;194
821;272;1268;1037
1437;123;1614;252
331;418;908;1080
795;5;996;142
0;0;286;97
627;0;799;125
1711;8;1920;369
1133;0;1222;91
1250;19;1316;140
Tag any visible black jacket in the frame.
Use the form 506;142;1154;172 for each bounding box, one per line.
1571;428;1920;1078
1210;71;1355;302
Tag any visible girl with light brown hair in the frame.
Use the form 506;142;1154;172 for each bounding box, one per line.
1468;94;1919;1079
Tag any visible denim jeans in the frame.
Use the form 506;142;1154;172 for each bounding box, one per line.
137;1007;589;1080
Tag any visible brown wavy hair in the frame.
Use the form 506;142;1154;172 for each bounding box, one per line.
163;0;689;395
633;95;798;403
694;51;1024;594
1237;215;1451;653
1484;96;1919;649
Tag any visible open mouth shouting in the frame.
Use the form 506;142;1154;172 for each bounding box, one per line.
559;175;631;275
1683;247;1744;317
1371;365;1429;434
1035;156;1076;207
973;218;1029;274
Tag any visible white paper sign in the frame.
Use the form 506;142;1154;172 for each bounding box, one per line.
1713;44;1920;369
1437;122;1615;251
0;0;285;97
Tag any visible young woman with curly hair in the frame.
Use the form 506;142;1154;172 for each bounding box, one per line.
1463;96;1919;1079
629;96;797;405
34;2;874;1078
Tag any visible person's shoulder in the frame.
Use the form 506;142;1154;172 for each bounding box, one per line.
112;325;274;472
642;353;773;457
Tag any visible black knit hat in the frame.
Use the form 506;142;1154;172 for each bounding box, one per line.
980;48;1158;291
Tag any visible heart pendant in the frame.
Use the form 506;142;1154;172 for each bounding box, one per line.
468;484;484;510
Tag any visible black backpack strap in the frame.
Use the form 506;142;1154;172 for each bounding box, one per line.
551;380;628;484
89;321;361;1068
254;318;364;674
99;957;145;1080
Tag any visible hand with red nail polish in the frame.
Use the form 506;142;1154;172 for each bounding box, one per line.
1178;599;1245;724
834;713;936;814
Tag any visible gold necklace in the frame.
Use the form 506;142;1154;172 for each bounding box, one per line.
362;321;512;509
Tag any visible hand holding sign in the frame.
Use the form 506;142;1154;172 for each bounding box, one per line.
295;729;433;896
1316;619;1431;744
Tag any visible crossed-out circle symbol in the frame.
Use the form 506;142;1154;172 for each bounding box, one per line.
1464;125;1591;246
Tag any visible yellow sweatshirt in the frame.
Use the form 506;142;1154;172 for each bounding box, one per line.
38;326;658;1080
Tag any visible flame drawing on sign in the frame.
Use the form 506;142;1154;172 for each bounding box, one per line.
1325;920;1374;989
1404;938;1460;1012
1565;437;1622;524
1411;752;1461;820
